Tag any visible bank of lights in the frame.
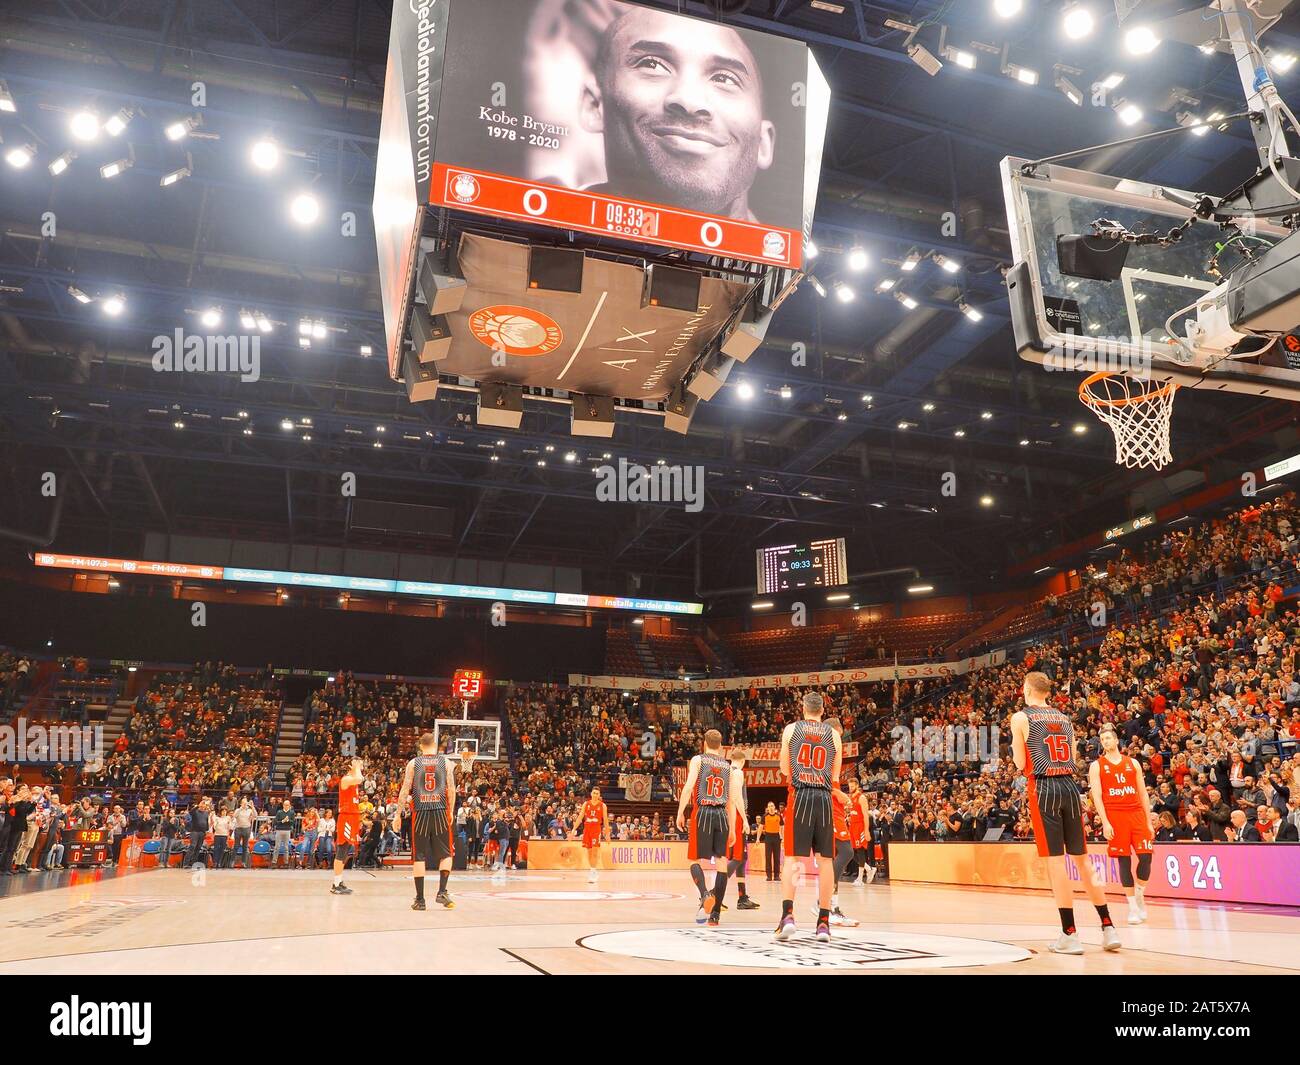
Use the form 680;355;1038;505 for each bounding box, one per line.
1062;5;1094;40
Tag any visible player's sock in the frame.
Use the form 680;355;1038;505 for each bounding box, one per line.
1134;885;1145;905
1095;904;1113;928
782;899;793;917
817;908;830;926
831;892;839;909
414;876;425;901
737;880;747;898
713;871;730;911
1058;908;1076;935
439;870;449;894
690;863;707;899
333;875;342;887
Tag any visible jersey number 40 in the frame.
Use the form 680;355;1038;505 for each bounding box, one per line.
796;743;828;770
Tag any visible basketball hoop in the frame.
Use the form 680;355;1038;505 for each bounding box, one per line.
1078;371;1176;471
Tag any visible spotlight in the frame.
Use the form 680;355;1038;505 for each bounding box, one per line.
834;281;856;303
281;419;294;431
1115;100;1143;126
779;385;793;399
993;0;1022;16
808;276;828;298
875;278;896;293
805;239;819;259
0;82;14;113
67;285;92;304
1062;4;1095;40
4;145;34;169
900;250;922;272
934;254;961;274
959;300;984;321
1004;63;1039;85
895;291;919;311
1073;423;1088;434
954;428;967;437
1270;50;1297;74
922;402;936;412
165;116;198;141
905;23;944;76
980;495;994;507
1178;111;1210;136
945;47;976;70
254;312;273;333
1055;71;1084;106
70;111;100;142
564;451;577;463
101;295;125;317
239;309;256;330
105;108;133;136
160;165;191;187
1100;72;1125;90
250;139;280;170
49;152;75;176
200;308;222;329
861;394;873;402
737;381;755;400
100;157;133;179
1124;26;1160;56
359;344;372;357
847;246;869;271
299;337;311;349
980;410;993;420
290;192;320;225
173;420;185;430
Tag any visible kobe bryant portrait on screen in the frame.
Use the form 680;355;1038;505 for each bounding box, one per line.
577;5;776;222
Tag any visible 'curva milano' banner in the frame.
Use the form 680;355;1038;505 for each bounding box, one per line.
889;842;1300;908
569;651;1006;694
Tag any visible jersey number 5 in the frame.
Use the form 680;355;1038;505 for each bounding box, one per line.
423;770;440;793
1045;735;1071;762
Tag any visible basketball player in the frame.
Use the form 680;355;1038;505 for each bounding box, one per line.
1088;723;1154;925
575;787;609;884
846;776;875;885
394;735;475;911
818;719;858;926
1012;672;1120;954
579;6;776;221
329;757;364;895
727;747;758;911
774;692;840;943
675;729;738;927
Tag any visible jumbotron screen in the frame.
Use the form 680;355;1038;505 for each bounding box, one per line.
755;538;848;594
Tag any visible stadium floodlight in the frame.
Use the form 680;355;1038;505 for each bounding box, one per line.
254;312;273;333
808;276;828;298
900;249;922;271
160;165;191;187
895;291;919;311
907;584;934;594
751;601;775;610
1115;100;1143;126
779;385;793;399
1062;4;1095;40
1004;62;1038;86
994;0;1022;16
250;139;280;170
239;309;256;330
1269;50;1297;74
70;111;100;142
980;495;994;507
805;239;818;259
100;157;133;179
200;307;222;329
165;115;199;141
1100;72;1125;90
1124;26;1161;56
290;192;320;225
960;300;984;321
944;46;976;70
904;23;944;76
67;285;92;304
0;81;15;113
101;295;125;317
1178;111;1210;136
359;344;372;356
834;281;856;303
105;108;133;136
934;254;961;273
875;278;896;293
4;144;34;169
1055;71;1084;106
49;151;75;176
847;246;869;271
954;428;967;437
736;381;755;400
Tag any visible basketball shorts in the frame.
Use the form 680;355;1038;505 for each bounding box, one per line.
582;825;603;849
689;805;730;861
411;807;452;865
784;788;834;859
1105;808;1153;857
729;815;747;865
334;841;355;865
337;819;360;847
1026;775;1086;858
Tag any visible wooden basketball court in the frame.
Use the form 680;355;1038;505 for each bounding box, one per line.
2;867;1295;975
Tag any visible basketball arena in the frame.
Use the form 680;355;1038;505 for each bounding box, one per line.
1;0;1299;1035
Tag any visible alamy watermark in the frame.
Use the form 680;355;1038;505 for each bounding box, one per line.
1042;334;1154;380
0;719;104;768
594;457;704;513
889;718;1001;765
151;328;260;382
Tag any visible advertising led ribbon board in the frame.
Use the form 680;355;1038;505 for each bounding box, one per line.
373;0;830;377
33;553;702;616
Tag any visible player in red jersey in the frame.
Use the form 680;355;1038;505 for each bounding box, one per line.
330;757;364;895
775;692;841;943
1088;723;1154;925
818;719;859;926
846;776;875;885
1011;671;1119;955
575;787;609;883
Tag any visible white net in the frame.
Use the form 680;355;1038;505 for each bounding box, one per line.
1078;372;1176;471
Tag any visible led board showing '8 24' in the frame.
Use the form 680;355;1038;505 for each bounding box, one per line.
756;538;847;595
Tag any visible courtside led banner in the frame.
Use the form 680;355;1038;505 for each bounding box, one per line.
32;553;701;616
890;842;1300;908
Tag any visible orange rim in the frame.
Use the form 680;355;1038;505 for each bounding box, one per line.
1078;370;1176;408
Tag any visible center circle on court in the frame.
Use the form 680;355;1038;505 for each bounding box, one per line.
467;890;683;902
578;927;1032;970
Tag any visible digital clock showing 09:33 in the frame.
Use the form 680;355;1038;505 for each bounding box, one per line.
604;202;660;238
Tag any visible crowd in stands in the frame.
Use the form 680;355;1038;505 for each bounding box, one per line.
0;649;32;714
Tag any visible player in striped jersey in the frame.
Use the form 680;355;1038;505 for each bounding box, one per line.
775;692;840;943
1088;723;1154;925
394;733;475;911
1011;672;1120;955
676;729;738;927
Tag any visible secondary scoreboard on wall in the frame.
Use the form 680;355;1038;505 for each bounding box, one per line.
65;829;110;867
756;538;848;594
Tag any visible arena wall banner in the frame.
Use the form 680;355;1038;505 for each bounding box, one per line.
568;651;1006;693
889;842;1300;908
526;838;818;875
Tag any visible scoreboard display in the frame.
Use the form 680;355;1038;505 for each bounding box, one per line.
66;829;109;867
452;669;485;701
756;538;848;594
